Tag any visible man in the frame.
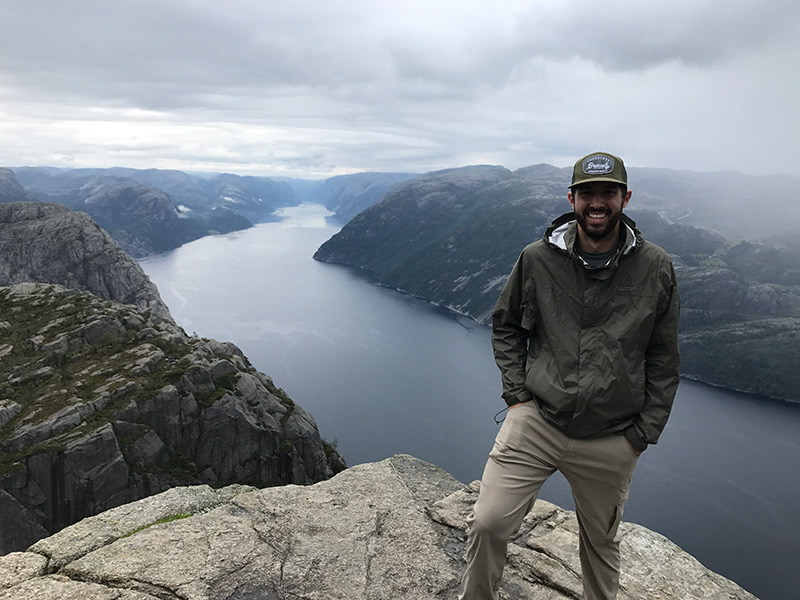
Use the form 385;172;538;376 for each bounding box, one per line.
459;152;680;600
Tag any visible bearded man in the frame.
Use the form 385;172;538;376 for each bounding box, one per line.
459;151;681;600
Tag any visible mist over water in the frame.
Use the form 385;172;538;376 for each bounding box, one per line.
140;204;800;600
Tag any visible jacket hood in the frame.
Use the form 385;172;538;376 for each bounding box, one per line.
545;212;642;267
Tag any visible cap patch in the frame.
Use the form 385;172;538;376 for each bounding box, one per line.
583;155;614;175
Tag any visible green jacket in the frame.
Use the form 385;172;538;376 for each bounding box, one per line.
492;213;680;451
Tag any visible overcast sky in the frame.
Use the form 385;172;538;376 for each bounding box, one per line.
1;0;798;179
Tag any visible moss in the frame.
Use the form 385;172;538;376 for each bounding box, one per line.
122;513;192;538
0;440;66;479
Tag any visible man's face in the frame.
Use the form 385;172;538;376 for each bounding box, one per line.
568;182;631;242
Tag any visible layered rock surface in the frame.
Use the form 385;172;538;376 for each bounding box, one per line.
0;202;169;317
0;283;344;554
0;455;757;600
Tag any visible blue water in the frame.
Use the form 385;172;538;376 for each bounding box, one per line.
140;204;800;600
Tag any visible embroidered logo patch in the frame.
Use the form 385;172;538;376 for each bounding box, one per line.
583;155;614;175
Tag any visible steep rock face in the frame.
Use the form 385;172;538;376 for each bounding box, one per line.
314;166;800;401
0;202;169;317
0;455;756;600
0;283;344;553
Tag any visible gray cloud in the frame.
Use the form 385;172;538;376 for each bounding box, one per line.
0;0;798;177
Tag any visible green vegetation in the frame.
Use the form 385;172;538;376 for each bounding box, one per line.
122;513;192;538
0;286;199;477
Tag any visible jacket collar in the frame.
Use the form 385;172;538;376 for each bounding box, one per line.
545;212;641;267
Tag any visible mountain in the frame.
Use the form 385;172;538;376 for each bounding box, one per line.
13;167;208;212
280;171;418;223
0;202;169;316
14;166;298;220
314;165;800;402
0;168;37;203
71;180;204;258
194;173;298;221
0;282;344;554
316;171;418;223
0;455;756;600
10;167;301;257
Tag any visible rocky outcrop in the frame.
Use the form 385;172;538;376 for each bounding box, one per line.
0;283;344;554
0;455;756;599
0;202;169;317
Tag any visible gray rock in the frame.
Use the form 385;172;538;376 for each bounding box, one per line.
0;283;345;553
0;491;48;555
0;455;756;600
0;202;169;317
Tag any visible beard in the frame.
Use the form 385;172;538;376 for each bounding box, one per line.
574;207;623;241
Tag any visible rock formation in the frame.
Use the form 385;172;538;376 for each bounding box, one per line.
0;202;170;317
0;283;344;554
0;455;757;599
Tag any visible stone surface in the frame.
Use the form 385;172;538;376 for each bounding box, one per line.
0;455;758;600
0;202;169;316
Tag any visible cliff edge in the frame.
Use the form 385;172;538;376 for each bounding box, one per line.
0;202;169;317
0;283;344;554
0;455;756;599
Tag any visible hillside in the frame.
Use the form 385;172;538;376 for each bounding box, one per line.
314;165;800;401
8;167;300;257
0;283;344;554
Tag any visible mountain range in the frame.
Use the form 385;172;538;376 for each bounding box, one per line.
314;164;800;402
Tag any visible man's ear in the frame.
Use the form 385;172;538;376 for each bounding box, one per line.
623;190;632;208
568;191;575;209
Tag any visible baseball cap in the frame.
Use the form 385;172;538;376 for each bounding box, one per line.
568;152;627;189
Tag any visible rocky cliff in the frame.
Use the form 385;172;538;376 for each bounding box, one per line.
314;166;800;401
0;282;344;554
0;455;756;600
0;202;170;317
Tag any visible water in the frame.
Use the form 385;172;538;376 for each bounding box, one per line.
140;204;800;600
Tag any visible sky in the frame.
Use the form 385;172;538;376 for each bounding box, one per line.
1;0;798;179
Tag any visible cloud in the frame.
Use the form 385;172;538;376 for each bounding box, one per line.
0;0;798;177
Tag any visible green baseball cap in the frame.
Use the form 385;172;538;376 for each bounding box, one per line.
568;152;627;189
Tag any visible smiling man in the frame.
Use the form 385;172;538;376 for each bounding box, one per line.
459;152;681;600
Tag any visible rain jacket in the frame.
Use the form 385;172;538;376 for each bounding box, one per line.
492;212;680;451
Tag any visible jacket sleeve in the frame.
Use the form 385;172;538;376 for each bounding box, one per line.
625;257;681;451
492;250;534;407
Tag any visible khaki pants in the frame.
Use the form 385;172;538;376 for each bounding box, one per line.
459;402;639;600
